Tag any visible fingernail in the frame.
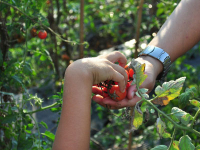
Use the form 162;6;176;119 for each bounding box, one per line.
131;91;135;98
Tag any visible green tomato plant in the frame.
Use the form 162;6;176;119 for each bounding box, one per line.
125;59;200;150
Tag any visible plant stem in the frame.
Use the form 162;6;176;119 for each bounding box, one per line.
167;128;176;150
29;114;41;149
190;108;200;127
24;102;59;114
144;99;200;137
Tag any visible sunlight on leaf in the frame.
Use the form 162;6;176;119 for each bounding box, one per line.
152;77;186;106
130;59;147;88
132;103;143;129
190;99;200;108
151;145;168;150
156;118;171;138
169;141;179;150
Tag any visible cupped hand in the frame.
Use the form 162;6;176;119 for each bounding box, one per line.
92;56;163;109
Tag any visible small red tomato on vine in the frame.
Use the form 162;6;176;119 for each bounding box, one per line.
38;30;47;39
109;85;127;101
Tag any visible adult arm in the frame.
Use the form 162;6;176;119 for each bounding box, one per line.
92;0;200;109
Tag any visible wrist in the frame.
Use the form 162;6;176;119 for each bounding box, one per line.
136;56;163;80
65;60;93;86
138;46;171;82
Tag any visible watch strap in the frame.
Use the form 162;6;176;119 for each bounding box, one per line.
138;46;171;82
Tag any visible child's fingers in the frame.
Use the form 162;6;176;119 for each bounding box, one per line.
99;51;127;67
92;86;103;96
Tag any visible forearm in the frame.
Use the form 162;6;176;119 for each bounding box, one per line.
139;0;200;78
52;63;93;150
149;0;200;62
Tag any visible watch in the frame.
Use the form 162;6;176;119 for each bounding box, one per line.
138;46;171;82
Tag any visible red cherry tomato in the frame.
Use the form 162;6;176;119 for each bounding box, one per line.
126;82;131;89
102;87;109;98
109;85;127;101
38;30;47;39
124;65;129;71
126;70;129;80
129;68;134;79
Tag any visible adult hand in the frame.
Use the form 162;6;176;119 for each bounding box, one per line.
92;56;163;109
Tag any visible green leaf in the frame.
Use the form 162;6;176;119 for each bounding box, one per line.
179;87;197;108
152;77;186;106
162;131;171;139
130;59;147;87
0;114;17;124
41;131;55;141
171;107;192;125
132;103;143;129
151;145;168;150
196;145;200;150
141;101;148;113
156;118;170;138
40;55;47;61
169;141;179;150
179;135;195;150
17;133;33;150
40;121;48;129
190;100;200;108
27;123;34;130
17;137;33;150
181;113;192;125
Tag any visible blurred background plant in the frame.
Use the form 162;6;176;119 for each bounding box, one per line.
0;0;200;149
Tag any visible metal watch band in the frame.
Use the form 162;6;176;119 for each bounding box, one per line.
138;46;171;82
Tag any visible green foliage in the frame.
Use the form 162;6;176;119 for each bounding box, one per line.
0;0;200;149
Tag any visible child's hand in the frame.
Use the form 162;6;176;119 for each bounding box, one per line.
66;51;128;92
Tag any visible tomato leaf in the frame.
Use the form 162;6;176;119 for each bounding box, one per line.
196;145;200;150
190;99;200;108
40;121;48;129
178;87;197;108
41;131;55;141
130;59;147;87
171;107;192;125
169;141;179;150
156;118;166;137
181;113;192;125
131;103;143;129
156;118;171;138
151;145;168;150
162;131;171;139
179;135;195;150
152;77;186;106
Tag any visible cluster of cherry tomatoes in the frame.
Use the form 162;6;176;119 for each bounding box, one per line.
94;65;135;101
30;27;47;39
